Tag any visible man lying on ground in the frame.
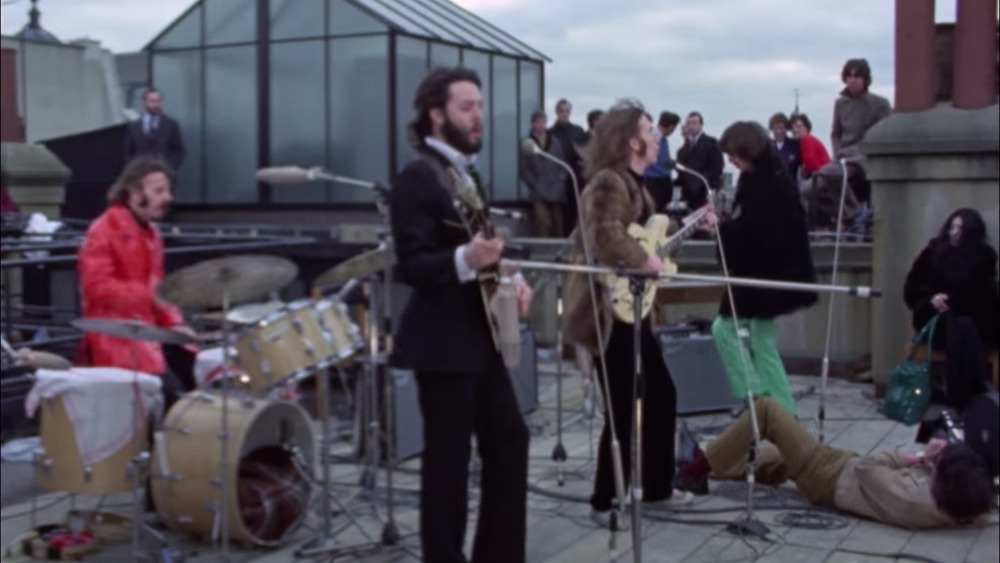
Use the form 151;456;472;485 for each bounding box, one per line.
676;397;992;530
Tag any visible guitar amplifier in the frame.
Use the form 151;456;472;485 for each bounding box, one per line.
373;325;538;462
655;324;740;415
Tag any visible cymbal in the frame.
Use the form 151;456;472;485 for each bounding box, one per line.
226;301;285;325
157;255;298;309
314;245;394;289
17;349;71;370
71;318;199;345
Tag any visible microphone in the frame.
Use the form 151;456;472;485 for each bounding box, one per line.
256;166;320;184
491;277;521;369
256;166;389;195
520;138;540;155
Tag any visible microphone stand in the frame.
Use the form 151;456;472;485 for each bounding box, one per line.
552;265;568;486
524;144;628;561
681;166;769;540
817;158;852;444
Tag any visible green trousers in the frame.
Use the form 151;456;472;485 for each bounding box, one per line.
711;316;796;414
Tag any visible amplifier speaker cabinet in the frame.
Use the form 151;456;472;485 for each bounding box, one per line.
367;325;538;461
655;324;741;415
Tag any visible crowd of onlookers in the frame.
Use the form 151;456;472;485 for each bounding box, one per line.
519;57;893;238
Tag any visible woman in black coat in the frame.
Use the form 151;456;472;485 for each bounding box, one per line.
904;208;998;409
709;121;818;414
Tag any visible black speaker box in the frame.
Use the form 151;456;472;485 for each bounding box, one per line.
366;325;538;461
655;324;741;415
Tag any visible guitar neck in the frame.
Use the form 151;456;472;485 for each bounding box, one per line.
659;207;709;258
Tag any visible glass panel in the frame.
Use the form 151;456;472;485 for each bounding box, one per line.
270;0;324;40
518;62;542;149
329;0;386;36
377;0;465;44
205;46;258;203
491;56;517;202
270;41;327;203
152;5;202;50
205;0;256;46
461;49;491;189
429;43;460;67
328;36;389;203
408;0;503;52
152;51;203;203
394;36;428;173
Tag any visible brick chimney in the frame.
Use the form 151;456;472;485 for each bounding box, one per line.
0;49;22;142
952;0;999;109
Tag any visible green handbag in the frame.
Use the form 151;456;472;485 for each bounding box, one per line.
880;315;940;426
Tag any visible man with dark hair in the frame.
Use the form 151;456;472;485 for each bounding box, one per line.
77;156;197;410
675;111;724;209
643;110;680;211
520;110;567;237
549;98;588;236
768;112;800;179
391;66;533;563
124;88;186;173
677;397;993;529
831;58;892;160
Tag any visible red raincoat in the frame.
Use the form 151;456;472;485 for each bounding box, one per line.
76;204;183;375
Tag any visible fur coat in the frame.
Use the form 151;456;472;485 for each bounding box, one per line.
562;167;658;354
716;149;818;319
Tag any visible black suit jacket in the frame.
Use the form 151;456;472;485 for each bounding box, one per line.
389;147;497;375
124;114;186;172
774;138;801;179
675;133;724;207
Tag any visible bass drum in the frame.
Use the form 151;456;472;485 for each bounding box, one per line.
151;392;315;547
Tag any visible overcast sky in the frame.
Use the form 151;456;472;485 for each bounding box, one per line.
1;0;960;156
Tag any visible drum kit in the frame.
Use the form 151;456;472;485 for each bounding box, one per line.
20;249;403;561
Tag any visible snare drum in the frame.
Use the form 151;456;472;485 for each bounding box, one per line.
234;300;333;393
315;297;364;362
29;368;162;495
151;393;315;547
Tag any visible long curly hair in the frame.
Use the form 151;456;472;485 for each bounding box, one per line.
581;99;646;180
930;208;989;281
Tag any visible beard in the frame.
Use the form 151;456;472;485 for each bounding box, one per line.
442;117;482;155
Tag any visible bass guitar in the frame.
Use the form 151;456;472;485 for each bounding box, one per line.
448;169;522;368
606;205;711;323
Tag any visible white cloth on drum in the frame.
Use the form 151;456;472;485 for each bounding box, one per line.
194;346;237;387
25;368;163;467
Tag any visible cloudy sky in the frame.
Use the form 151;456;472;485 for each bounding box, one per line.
1;0;960;156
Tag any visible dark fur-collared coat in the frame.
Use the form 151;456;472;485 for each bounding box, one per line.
562;167;659;354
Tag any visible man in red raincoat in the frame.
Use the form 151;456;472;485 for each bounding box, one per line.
76;156;196;408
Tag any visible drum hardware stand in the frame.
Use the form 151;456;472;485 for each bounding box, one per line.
291;359;374;558
214;288;235;561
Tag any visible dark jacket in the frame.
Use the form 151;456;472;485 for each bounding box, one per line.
716;148;818;319
675;133;724;208
903;243;999;350
124;114;186;172
389;147;498;374
774;137;801;179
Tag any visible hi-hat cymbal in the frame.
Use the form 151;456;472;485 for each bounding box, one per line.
71;318;199;345
314;246;394;289
17;349;71;370
157;255;298;310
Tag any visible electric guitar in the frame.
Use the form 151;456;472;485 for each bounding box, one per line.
606;206;711;323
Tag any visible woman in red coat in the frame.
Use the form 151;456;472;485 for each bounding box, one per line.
791;114;831;179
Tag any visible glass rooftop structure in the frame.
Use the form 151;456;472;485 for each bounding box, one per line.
145;0;549;206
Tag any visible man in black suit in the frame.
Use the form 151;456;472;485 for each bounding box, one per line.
389;66;533;563
769;112;801;180
124;88;185;173
675;111;723;209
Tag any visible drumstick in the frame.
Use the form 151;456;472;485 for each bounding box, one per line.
0;336;17;358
